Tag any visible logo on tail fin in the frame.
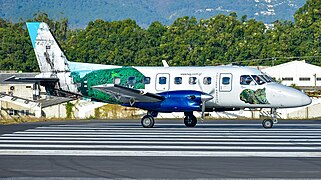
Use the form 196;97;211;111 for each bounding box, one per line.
26;22;70;73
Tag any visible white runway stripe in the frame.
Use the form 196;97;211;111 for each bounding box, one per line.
1;136;321;142
0;144;320;150
52;123;321;127
13;132;321;137
25;129;321;134
34;126;321;131
3;134;321;139
1;122;321;157
0;140;321;146
0;150;320;157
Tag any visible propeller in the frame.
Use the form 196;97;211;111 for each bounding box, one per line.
200;93;213;120
197;77;215;119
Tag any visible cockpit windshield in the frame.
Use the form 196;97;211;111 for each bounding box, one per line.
262;74;275;82
251;75;265;85
240;74;273;85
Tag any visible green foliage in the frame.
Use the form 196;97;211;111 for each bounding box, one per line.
0;13;69;72
65;101;75;118
1;0;321;72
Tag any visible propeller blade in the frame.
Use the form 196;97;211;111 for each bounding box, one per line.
201;100;206;120
200;93;213;120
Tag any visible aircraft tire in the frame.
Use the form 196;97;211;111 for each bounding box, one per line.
141;115;155;128
262;119;273;129
184;115;197;127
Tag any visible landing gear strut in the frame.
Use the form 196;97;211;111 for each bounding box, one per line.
262;108;278;129
184;112;197;127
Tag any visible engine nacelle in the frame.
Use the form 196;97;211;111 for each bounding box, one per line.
129;90;206;112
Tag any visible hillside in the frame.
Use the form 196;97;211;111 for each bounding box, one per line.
1;0;320;72
0;0;306;28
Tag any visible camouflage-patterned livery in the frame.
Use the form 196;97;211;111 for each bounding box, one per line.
240;88;269;104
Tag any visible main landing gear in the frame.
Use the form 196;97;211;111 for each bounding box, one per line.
262;108;278;129
141;111;198;128
184;112;197;127
141;115;155;128
141;111;157;128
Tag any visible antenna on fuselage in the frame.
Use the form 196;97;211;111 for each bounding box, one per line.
162;60;169;67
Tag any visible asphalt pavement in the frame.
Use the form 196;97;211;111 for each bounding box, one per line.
0;119;321;179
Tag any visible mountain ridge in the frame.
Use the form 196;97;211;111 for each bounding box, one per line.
0;0;306;28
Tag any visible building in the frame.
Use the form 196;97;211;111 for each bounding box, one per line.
0;72;43;100
0;72;109;120
262;60;321;91
0;72;72;119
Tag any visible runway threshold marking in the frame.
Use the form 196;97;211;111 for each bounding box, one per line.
0;122;321;157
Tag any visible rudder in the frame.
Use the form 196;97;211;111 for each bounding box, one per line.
26;22;70;73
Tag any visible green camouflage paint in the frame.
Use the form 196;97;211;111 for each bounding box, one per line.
240;88;269;104
71;67;145;103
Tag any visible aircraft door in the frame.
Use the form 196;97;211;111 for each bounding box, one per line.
219;73;232;92
156;73;170;91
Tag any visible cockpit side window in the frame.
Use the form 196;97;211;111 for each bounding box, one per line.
240;75;254;85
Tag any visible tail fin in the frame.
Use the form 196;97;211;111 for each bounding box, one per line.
26;22;70;73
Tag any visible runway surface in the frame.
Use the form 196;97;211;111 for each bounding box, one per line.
0;119;321;178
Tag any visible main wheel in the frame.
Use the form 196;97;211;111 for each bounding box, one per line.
141;115;155;128
184;115;197;127
262;119;273;129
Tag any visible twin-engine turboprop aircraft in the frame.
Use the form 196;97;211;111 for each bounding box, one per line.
7;22;312;128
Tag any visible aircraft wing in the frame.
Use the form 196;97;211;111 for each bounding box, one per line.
92;84;164;104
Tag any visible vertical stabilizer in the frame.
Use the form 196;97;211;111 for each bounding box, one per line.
26;22;70;73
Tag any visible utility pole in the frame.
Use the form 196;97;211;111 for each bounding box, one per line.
313;73;317;91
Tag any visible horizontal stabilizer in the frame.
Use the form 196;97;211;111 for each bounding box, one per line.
92;84;164;104
5;76;59;83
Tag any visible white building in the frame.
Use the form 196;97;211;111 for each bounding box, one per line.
262;60;321;90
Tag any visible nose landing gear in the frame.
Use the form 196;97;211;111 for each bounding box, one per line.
262;108;278;129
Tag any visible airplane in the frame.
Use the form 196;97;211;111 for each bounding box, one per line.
7;22;312;128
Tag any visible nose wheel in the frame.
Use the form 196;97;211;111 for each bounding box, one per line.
262;119;273;129
262;108;278;129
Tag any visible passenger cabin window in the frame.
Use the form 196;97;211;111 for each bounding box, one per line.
143;77;151;84
159;77;167;84
317;77;321;81
189;77;197;85
203;77;212;85
174;77;182;84
127;76;136;85
113;77;121;85
222;77;230;85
